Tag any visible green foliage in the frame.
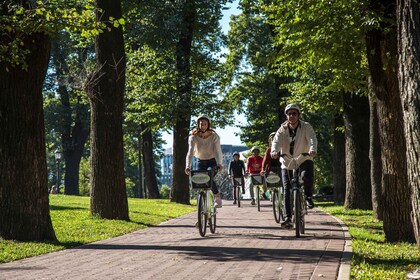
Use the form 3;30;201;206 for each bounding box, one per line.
160;184;171;199
318;203;420;279
0;196;195;263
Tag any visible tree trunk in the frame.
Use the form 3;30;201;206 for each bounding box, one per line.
333;114;346;204
397;0;420;247
170;0;195;204
87;0;129;220
51;40;90;195
0;33;56;241
141;125;160;198
137;133;144;198
368;96;383;220
365;14;414;241
343;93;372;210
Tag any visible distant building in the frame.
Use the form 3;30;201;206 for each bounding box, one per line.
160;144;248;187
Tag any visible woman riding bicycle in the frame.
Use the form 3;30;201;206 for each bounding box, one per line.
185;115;223;208
270;104;317;228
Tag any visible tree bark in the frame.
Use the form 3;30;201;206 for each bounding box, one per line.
343;93;372;210
0;33;56;241
368;96;383;220
170;0;195;204
51;40;90;195
141;125;160;198
397;0;420;247
137;133;144;198
333;114;346;204
87;0;129;220
365;6;414;241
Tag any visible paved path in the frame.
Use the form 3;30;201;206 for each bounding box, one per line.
0;200;351;280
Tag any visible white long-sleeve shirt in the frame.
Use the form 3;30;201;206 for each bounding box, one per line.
271;120;317;170
185;131;223;169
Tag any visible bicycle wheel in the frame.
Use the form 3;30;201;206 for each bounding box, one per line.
294;189;301;238
197;192;207;237
272;189;283;223
257;186;261;212
237;185;241;208
300;192;305;234
209;206;217;233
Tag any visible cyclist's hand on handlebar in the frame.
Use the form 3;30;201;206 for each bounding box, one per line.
260;170;266;176
185;168;190;175
309;150;317;156
217;164;223;172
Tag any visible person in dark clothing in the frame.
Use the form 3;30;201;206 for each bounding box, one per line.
228;152;246;204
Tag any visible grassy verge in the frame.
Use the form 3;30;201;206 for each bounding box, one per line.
0;195;195;264
317;202;420;279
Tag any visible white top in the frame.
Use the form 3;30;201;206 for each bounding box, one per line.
185;131;223;168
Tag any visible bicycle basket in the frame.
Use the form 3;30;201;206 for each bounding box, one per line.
251;175;263;185
266;174;280;184
190;170;211;189
234;177;242;186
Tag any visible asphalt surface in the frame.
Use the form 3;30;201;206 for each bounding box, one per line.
0;199;351;280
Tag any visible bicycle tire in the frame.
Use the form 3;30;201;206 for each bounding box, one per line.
294;189;301;238
198;192;207;237
237;185;241;208
209;206;216;233
300;193;305;234
257;186;261;212
272;189;283;223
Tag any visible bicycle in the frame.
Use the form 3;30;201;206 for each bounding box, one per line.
233;176;243;207
250;174;264;211
190;167;217;237
281;153;310;238
264;171;284;223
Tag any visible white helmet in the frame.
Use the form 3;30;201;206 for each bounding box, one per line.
196;115;211;130
251;146;260;152
284;104;300;115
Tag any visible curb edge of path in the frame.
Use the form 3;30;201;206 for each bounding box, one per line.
322;209;352;280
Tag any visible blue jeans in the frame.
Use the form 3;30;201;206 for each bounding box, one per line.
197;158;219;194
282;160;314;218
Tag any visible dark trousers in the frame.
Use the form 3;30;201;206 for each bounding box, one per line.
281;160;314;218
232;177;245;200
197;158;219;194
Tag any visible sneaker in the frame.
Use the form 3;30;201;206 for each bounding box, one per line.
214;194;222;208
251;199;256;205
281;217;292;229
233;200;237;205
407;269;420;279
306;197;315;209
262;193;268;200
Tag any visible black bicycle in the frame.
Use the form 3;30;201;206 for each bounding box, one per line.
190;167;217;237
233;176;243;207
281;153;310;238
251;174;264;211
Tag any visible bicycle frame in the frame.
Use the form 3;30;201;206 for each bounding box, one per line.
190;168;217;237
282;153;310;237
251;174;264;211
233;177;243;207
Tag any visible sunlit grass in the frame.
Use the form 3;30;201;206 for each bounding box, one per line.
0;195;195;263
317;202;420;279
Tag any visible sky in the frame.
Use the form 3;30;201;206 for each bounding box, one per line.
162;0;245;148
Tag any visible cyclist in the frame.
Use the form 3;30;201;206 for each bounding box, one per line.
261;132;282;176
228;151;246;204
185;115;223;208
270;104;317;228
246;146;263;205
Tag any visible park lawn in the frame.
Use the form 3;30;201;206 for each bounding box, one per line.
317;202;420;279
0;195;195;264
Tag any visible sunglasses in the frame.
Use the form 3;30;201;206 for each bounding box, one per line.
287;112;298;116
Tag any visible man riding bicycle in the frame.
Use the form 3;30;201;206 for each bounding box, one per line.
270;104;318;228
228;152;246;204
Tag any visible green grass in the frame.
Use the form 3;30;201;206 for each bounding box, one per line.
0;195;195;264
317;202;420;279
